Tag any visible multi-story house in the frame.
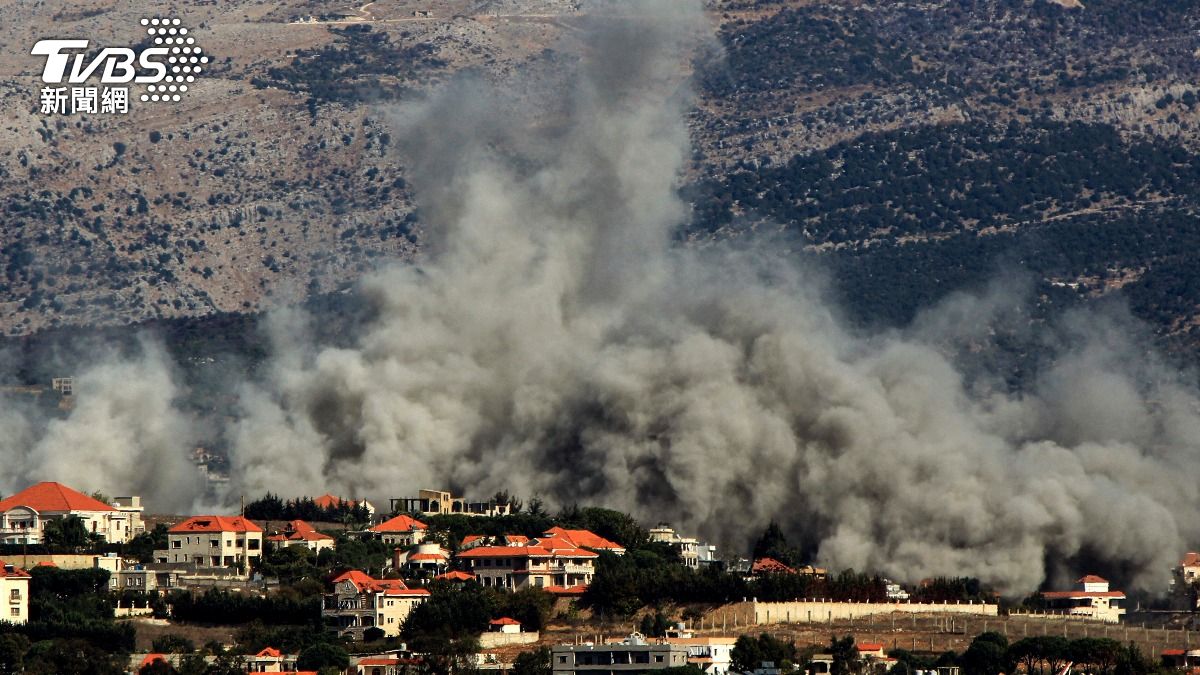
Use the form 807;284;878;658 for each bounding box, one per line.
266;520;335;553
389;489;512;518
648;524;718;569
369;514;428;547
664;636;737;675
394;542;450;580
1040;574;1126;623
0;561;29;625
0;482;143;544
166;516;263;575
457;534;598;591
544;527;625;555
323;570;429;638
552;634;689;675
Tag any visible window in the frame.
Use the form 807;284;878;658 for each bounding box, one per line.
248;539;260;550
558;657;567;664
209;539;219;548
172;540;181;548
9;589;19;599
9;608;17;617
655;656;664;663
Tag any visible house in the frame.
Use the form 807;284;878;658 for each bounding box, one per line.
0;482;143;544
543;527;625;555
323;570;430;638
456;534;598;591
370;514;428;547
751;558;795;575
1040;574;1126;623
1161;649;1200;670
460;534;528;551
434;570;476;583
166;516;264;575
244;646;298;672
389;489;512;518
664;636;737;675
1171;553;1200;608
0;560;30;625
490;617;522;634
648;524;718;568
552;634;689;675
394;542;450;579
267;520;335;553
313;493;376;519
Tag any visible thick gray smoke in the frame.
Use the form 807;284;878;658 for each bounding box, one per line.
217;0;1200;595
0;340;203;512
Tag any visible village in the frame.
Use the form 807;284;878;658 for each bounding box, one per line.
0;481;1197;675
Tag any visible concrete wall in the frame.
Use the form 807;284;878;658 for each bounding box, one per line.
703;600;998;628
480;631;539;648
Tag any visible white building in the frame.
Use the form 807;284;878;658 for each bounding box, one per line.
395;542;450;579
323;570;429;638
553;634;689;675
457;533;598;592
648;524;718;568
1040;574;1126;623
370;514;428;547
166;516;264;575
665;636;737;675
0;482;143;544
0;561;29;625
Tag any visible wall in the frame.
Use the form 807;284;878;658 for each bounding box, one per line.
480;631;540;648
703;600;998;627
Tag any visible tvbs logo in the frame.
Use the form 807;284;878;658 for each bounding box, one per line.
32;17;207;114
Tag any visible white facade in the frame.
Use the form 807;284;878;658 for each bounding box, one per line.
458;537;597;591
167;516;263;575
665;637;737;675
323;570;429;638
0;482;142;544
0;562;30;625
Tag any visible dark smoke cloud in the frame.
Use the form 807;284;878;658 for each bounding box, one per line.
1;0;1196;596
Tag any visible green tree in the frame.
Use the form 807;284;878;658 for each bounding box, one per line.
831;635;861;675
733;633;798;674
0;633;29;674
43;515;91;548
962;632;1008;675
296;643;349;672
513;647;552;675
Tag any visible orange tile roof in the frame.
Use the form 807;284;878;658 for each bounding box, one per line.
256;647;283;658
331;569;422;595
1164;650;1187;656
858;643;885;652
140;654;168;668
434;570;476;581
490;617;521;625
407;552;447;561
545;584;588;596
751;557;796;574
281;521;333;542
169;515;262;533
0;561;32;578
458;544;597;559
505;535;529;545
543;527;624;551
0;482;116;513
1182;553;1200;567
1077;574;1108;584
371;514;428;533
461;535;485;547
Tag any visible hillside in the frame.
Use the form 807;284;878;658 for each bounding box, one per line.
3;0;1200;357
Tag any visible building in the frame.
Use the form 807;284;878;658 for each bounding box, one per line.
1040;575;1126;623
457;534;598;591
323;570;430;639
0;482;143;544
389;489;512;518
0;561;30;625
166;516;264;575
267;520;335;553
394;542;450;580
648;524;717;568
369;514;428;547
664;635;737;675
544;527;626;555
884;580;910;601
1171;553;1200;608
313;493;376;519
552;634;689;675
244;646;299;672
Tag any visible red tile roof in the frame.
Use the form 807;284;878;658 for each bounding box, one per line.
461;535;485;547
371;514;428;533
407;552;447;561
545;584;588;596
1077;574;1108;584
0;482;115;513
434;570;476;581
543;527;624;551
169;515;263;533
331;569;426;596
457;544;597;559
140;654;168;668
751;557;796;574
0;562;32;579
858;643;885;652
1164;650;1187;657
1182;553;1200;567
490;617;521;625
256;647;283;658
281;520;333;542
